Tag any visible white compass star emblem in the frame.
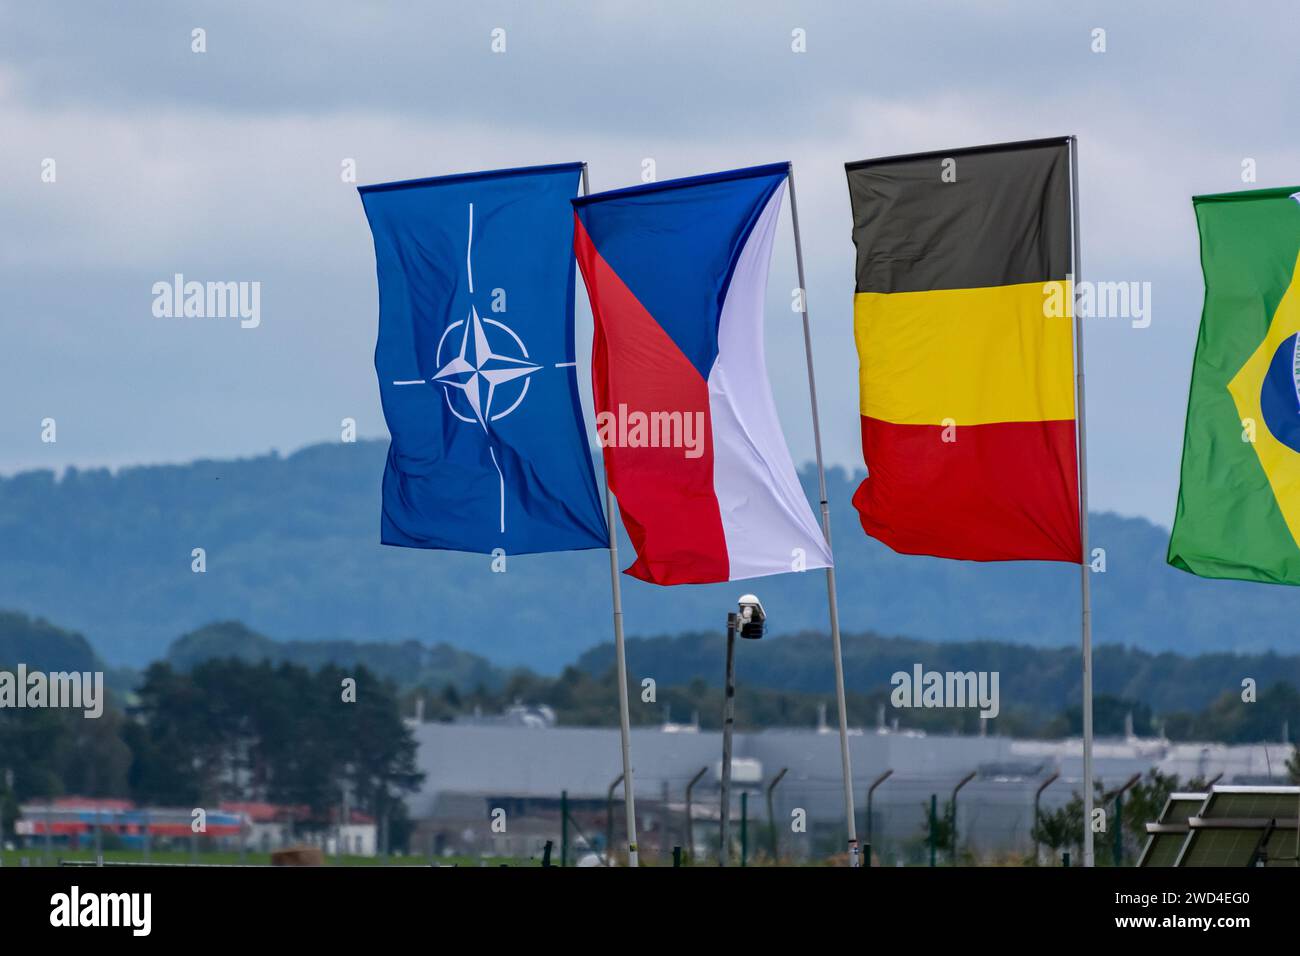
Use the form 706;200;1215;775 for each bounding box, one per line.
391;202;543;433
388;200;555;534
432;305;541;430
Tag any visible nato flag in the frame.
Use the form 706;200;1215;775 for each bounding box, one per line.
359;163;608;555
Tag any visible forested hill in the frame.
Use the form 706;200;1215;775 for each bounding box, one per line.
578;630;1300;720
8;615;1298;740
0;611;101;673
163;618;1300;720
2;440;1298;668
164;620;517;692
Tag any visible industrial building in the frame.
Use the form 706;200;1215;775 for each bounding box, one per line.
407;711;1296;864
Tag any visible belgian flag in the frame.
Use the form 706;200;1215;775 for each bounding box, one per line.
845;138;1082;562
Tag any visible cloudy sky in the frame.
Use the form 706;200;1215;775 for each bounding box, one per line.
2;1;1297;525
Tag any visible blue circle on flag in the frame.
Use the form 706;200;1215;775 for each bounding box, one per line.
1261;332;1300;452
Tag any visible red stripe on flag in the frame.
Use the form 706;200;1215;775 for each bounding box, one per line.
853;416;1081;563
574;215;730;584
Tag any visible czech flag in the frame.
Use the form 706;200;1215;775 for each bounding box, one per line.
573;164;832;585
845;138;1082;563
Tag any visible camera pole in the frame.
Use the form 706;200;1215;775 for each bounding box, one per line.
719;612;737;866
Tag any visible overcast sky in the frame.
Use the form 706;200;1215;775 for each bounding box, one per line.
2;1;1297;526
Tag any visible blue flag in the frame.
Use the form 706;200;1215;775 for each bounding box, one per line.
360;163;607;554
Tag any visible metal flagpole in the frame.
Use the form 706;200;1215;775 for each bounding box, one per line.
581;163;639;867
786;161;860;867
1068;136;1095;867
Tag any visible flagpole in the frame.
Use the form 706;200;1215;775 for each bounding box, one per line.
1068;136;1095;868
786;161;861;867
582;163;640;868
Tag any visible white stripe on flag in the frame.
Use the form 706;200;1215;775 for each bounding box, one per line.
706;182;833;580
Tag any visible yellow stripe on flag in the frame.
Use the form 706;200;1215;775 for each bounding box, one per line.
1227;252;1300;547
854;281;1076;426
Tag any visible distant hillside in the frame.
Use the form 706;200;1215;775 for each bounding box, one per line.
578;630;1300;717
151;619;1300;741
0;611;101;673
2;440;1299;667
166;620;514;692
161;618;1300;720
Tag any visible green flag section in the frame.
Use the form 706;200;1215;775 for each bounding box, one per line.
1168;186;1300;584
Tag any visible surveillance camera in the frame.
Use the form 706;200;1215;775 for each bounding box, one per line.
737;594;766;639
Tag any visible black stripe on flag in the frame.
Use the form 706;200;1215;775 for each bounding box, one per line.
846;137;1072;294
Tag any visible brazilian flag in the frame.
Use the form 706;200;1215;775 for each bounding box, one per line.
1169;186;1300;583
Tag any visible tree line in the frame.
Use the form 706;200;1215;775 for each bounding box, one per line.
0;658;422;851
415;664;1300;744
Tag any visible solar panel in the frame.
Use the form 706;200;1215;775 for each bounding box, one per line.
1257;826;1300;867
1142;832;1188;867
1179;827;1269;866
1200;788;1300;821
1174;786;1300;867
1163;795;1206;823
1137;793;1205;867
